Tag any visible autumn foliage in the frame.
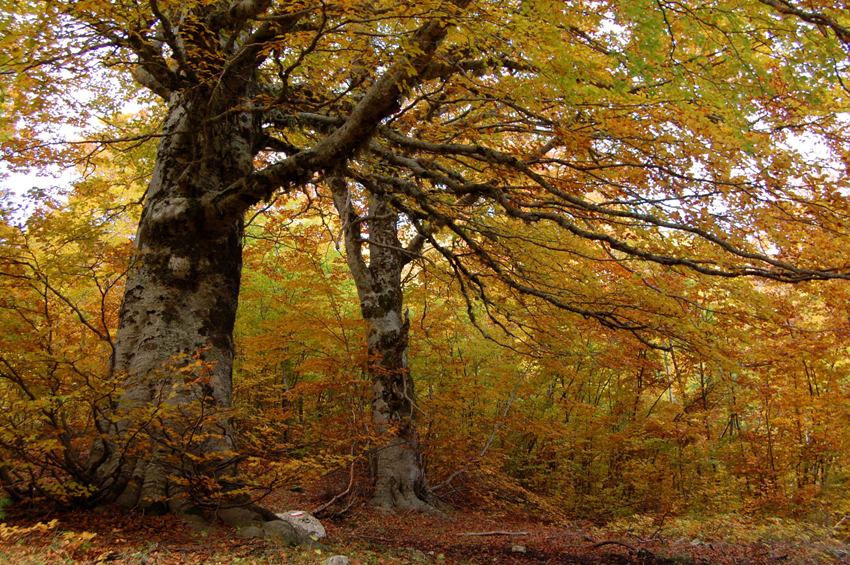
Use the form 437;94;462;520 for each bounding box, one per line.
1;0;850;558
2;171;848;527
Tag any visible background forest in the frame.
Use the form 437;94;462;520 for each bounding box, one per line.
1;0;850;563
2;145;849;519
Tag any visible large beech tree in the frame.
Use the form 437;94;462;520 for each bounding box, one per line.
3;0;850;515
8;0;477;514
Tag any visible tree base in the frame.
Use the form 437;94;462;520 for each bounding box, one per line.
371;440;445;515
94;448;314;545
371;489;445;515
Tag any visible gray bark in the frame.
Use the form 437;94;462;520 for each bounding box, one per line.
91;90;256;512
331;178;433;512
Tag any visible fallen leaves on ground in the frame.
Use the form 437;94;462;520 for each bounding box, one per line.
1;498;848;564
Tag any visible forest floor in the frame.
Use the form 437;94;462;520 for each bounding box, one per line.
1;491;848;564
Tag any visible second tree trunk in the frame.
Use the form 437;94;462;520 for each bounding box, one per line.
331;181;432;511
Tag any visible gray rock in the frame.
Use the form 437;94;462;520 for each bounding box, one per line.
274;509;326;539
409;548;428;562
262;520;301;546
235;525;264;540
325;556;350;565
218;507;262;527
511;544;527;553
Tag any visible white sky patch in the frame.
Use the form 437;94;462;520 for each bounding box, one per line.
782;114;848;196
785;131;832;164
1;97;148;219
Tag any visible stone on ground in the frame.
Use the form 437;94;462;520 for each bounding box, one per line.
274;509;326;539
218;507;262;528
262;520;301;546
235;525;264;540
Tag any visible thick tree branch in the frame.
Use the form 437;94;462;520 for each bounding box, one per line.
203;0;472;221
329;175;373;294
365;136;850;283
208;0;272;30
211;8;313;109
759;0;850;46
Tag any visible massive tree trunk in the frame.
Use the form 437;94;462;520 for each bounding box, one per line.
68;0;464;515
331;179;433;512
91;90;257;513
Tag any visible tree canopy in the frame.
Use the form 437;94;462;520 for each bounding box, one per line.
4;0;850;314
